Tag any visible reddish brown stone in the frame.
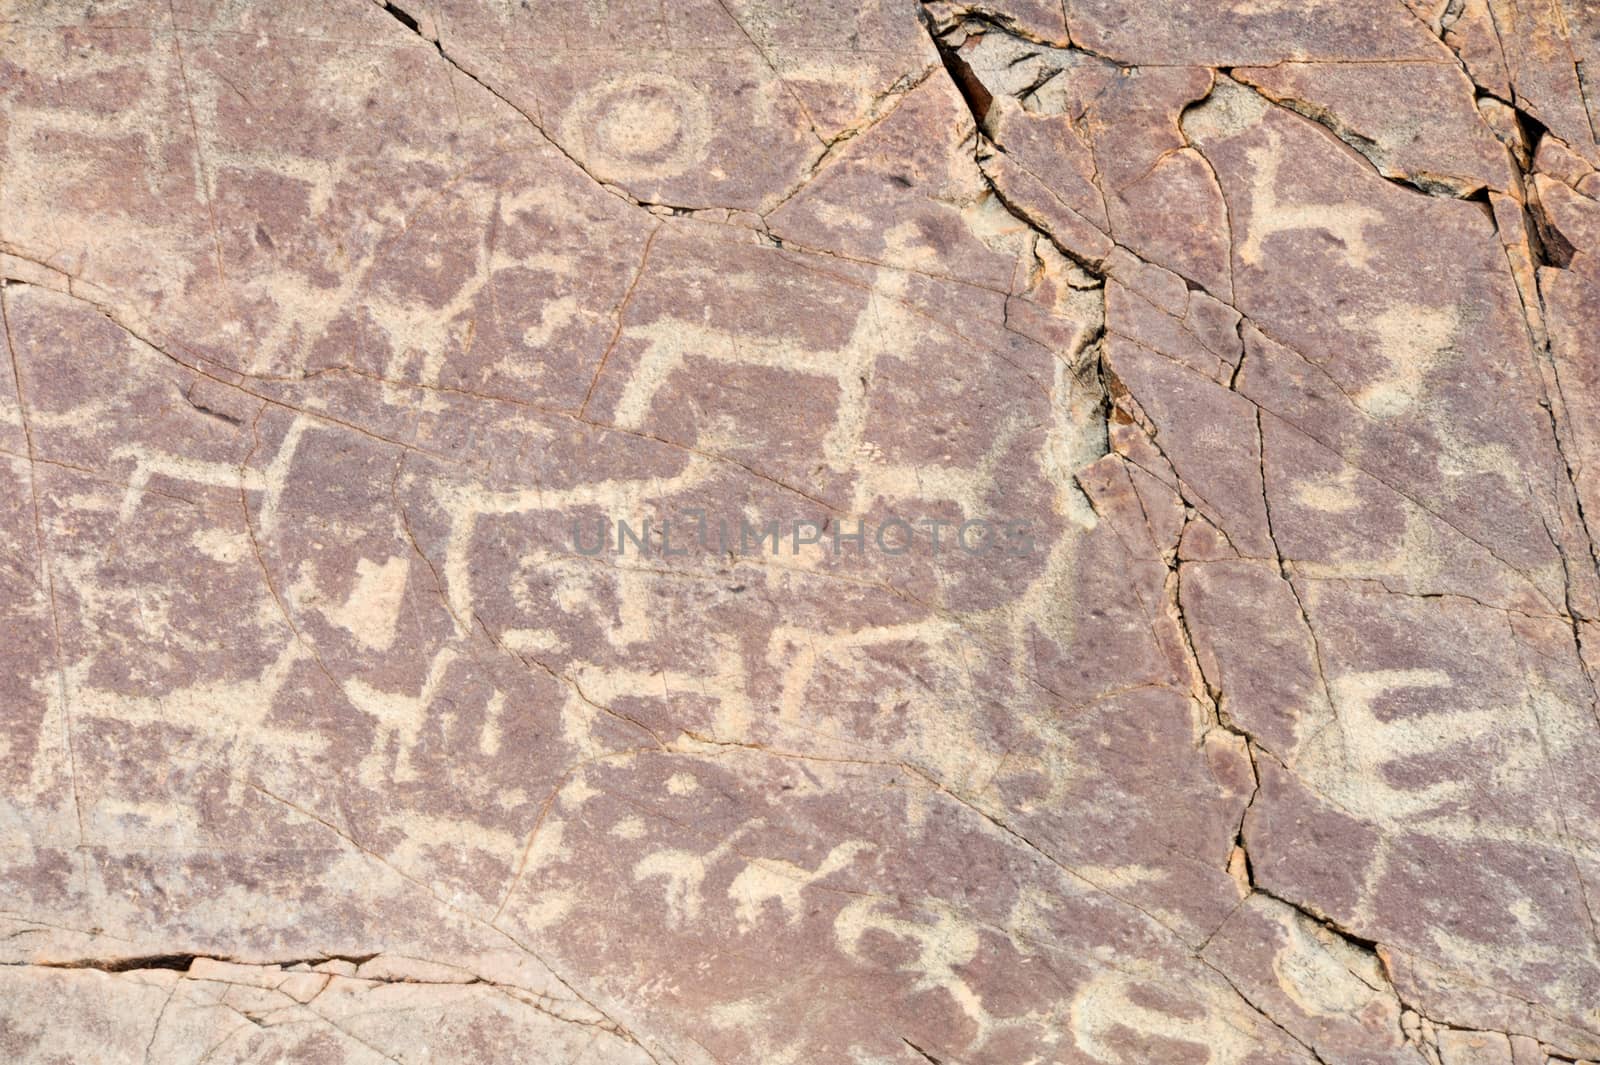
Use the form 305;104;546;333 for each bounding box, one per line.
3;1;1600;1062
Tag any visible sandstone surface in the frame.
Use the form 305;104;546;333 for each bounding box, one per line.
3;1;1600;1062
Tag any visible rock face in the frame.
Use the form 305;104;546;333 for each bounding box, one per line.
2;1;1599;1062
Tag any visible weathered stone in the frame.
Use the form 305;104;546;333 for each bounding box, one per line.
1068;0;1445;66
3;0;1600;1061
1201;894;1420;1064
1233;60;1516;195
1483;0;1600;168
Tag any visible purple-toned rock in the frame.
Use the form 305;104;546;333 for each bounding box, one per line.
3;1;1599;1062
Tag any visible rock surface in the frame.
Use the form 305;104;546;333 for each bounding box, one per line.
2;1;1599;1062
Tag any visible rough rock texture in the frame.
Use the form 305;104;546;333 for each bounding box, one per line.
2;1;1600;1062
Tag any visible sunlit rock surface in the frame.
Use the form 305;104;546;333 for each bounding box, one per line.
2;1;1599;1062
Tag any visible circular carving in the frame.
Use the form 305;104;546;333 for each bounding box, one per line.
562;73;710;182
